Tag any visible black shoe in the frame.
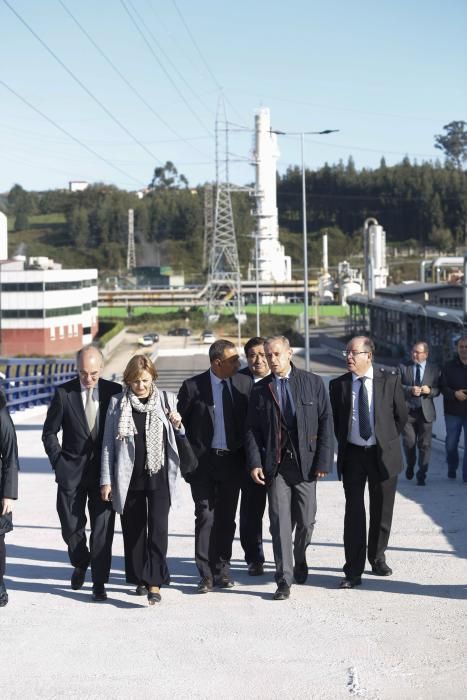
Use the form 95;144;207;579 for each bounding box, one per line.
273;581;291;600
371;561;393;576
448;471;457;479
147;587;161;605
339;577;362;589
197;577;213;594
135;584;147;596
0;583;8;607
215;574;234;588
416;478;426;486
71;566;87;590
92;584;107;601
293;560;308;585
405;466;414;480
248;562;264;576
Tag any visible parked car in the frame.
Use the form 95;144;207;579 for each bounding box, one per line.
137;335;155;347
145;332;159;342
201;330;215;344
167;328;191;336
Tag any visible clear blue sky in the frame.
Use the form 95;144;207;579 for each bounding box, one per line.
1;0;466;193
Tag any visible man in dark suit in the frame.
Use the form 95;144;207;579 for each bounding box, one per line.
238;337;270;576
399;341;439;485
329;336;407;589
177;339;252;593
245;336;333;601
42;345;121;601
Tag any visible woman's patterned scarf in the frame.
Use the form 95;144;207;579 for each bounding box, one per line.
117;382;164;476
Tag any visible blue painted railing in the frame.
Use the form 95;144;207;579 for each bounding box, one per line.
0;357;76;412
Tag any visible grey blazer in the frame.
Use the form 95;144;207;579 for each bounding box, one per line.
399;361;440;423
100;390;181;514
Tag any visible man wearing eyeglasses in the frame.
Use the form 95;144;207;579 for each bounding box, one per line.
399;342;439;485
329;336;407;589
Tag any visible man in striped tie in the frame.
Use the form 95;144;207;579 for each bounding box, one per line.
329;336;407;589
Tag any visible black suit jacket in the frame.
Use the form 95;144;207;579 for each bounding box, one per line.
245;364;334;480
0;392;19;500
398;361;440;422
42;377;121;490
177;370;253;470
329;368;408;481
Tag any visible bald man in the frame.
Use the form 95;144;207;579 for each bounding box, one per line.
42;345;121;601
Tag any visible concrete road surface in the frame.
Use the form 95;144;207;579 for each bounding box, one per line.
2;347;467;700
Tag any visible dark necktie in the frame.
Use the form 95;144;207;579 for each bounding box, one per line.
415;363;421;386
280;378;294;428
358;377;372;441
222;379;238;450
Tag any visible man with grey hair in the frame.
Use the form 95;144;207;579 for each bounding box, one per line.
329;336;407;588
245;336;333;600
42;345;121;600
178;339;253;593
399;341;439;485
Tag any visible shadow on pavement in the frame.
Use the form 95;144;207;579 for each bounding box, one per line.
18;456;51;473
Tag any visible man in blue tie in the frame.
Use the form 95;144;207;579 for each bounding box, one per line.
329;336;407;589
399;342;440;485
245;336;333;601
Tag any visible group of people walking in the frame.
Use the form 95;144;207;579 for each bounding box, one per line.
1;332;466;608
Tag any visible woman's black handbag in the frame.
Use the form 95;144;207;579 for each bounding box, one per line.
162;391;198;480
0;512;13;536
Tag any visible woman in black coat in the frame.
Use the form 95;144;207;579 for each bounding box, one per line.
0;391;19;608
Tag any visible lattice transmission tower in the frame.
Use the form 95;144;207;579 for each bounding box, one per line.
127;208;136;270
202;183;215;270
205;101;244;331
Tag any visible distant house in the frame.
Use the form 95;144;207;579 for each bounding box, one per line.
69;181;89;192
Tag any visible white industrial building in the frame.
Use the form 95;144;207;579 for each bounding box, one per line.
248;108;291;283
0;212;98;356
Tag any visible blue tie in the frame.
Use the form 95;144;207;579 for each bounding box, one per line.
358;377;372;440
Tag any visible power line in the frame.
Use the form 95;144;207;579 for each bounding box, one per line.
0;77;144;186
120;0;213;136
58;0;210;160
171;0;247;125
2;0;163;165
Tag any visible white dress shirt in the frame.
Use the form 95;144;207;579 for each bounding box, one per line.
348;367;376;446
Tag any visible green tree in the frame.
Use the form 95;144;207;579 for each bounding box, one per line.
429;226;454;253
434;121;467;168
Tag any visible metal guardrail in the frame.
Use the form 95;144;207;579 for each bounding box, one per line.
0;357;76;412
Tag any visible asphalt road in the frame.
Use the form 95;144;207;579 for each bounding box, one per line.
2;341;467;699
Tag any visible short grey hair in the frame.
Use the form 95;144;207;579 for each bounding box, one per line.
264;335;290;349
348;336;375;355
76;344;104;367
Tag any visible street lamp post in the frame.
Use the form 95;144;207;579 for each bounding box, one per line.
272;128;339;371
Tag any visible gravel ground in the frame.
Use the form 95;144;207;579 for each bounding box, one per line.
2;346;467;700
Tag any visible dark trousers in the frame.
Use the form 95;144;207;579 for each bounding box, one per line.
402;408;433;478
342;444;397;578
0;534;5;583
267;474;317;586
56;480;115;584
190;452;242;579
239;470;267;565
120;487;171;587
